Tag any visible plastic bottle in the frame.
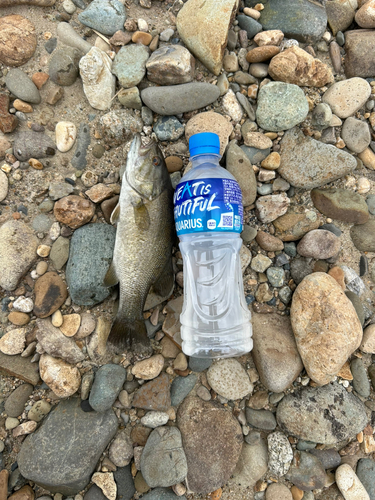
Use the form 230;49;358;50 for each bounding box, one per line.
173;132;253;358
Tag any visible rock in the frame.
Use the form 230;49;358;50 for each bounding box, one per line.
39;354;81;398
341;117;371;153
96;109;143;147
252;313;303;392
254;29;284;47
176;0;238;75
322;77;371;118
4;383;33;417
267;431;293;477
222;89;243;122
54;195;95;229
286;451;326;491
18;397;117;495
361;324;375;353
185;112;232;156
189;357;212;372
109;430;133;467
89;364;126;412
132;354;164;380
140;411;169;429
311;188;369;224
33;272;68;318
154;116;184;141
255;193;290;223
170;374;197;406
356;458;375;500
132;31;152;45
13;131;56;162
278;127;357;189
56;22;92;54
351;358;370;398
268;46;333;87
309;448;341;470
350;220;375;251
256;81;309;132
246;408;276;431
207;359;252;400
356;0;375;28
65;223;115;305
113;466;135;500
71;123;91;170
237;14;262;39
140;489;184;500
336;464;370;500
177;397;243;494
49;47;82;86
118;87;142;109
265;483;292;500
0;15;37;67
226;141;257;206
345;29;375;79
326;1;354;35
243;132;272;149
8;312;30;326
273;211;320;241
0;220;38;291
50;236;70;270
141;83;220;115
0;351;40;385
141;427;187;487
132;373;171;411
256;232;284;252
91;473;116;500
5;69;40;104
112;45;149;88
36;318;84;364
246;46;280;63
146;45;194;85
28;400;51;422
247;0;327;42
230;432;268;487
49;182;74;201
276;383;367;444
78;0;126;36
296;229;340;259
0;92;18;133
80;48;116;111
291;273;362;386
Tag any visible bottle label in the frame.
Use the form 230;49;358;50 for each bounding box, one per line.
174;177;244;236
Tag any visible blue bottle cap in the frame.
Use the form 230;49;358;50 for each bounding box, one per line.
189;132;220;157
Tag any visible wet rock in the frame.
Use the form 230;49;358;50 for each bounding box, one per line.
0;15;37;67
146;45;194;85
39;354;81;398
71;123;91;170
80;48;116;111
186;112;233;156
0;220;38;291
322;77;371;118
17;397;118;495
226;141;257;206
278;127;357;189
132;373;171;411
13;131;56;162
49;47;82;86
78;0;126;36
177;397;243;494
230;432;268;487
350;220;375;252
112;44;149;88
252;313;303;392
207;359;253;400
296;229;340;259
311;188;369;224
36;318;84;364
267;431;293;477
276;383;367;444
286;451;326;491
33;272;68;318
255;193;290;223
54;195;95;229
97;109;143;147
273;211;320;241
291;273;362;386
5;69;41;104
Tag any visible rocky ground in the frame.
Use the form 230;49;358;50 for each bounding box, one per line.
1;0;375;499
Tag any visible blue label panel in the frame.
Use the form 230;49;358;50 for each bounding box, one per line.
173;177;243;236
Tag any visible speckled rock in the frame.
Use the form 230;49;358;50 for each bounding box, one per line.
322;77;371;118
112;44;149;88
267;431;293;477
255;193;290;223
39;354;81;398
341;117;371;153
96;109;143;147
207;358;252;400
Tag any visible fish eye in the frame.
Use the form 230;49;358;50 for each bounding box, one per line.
152;156;161;166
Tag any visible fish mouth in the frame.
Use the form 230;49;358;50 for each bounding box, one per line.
139;137;155;156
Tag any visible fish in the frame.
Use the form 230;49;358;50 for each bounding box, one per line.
104;133;175;357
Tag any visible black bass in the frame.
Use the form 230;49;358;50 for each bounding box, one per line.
105;133;175;356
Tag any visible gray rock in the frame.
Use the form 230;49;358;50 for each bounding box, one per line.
240;145;270;164
4;384;33;418
113;466;135;500
246;0;327;42
226;141;257;206
366;194;375;215
141;489;185;500
112;45;149;88
230;432;268;487
236;92;255;121
312;103;332;130
141;83;220;115
141;426;188;487
84;485;107;500
241;225;257;243
32;214;53;233
49;182;74;201
78;0;126;36
276;383;367;444
170;374;197;406
50;237;70;270
0;220;38;291
296;440;316;452
57;22;92;54
13;131;56;162
45;38;57;54
320;223;342;237
326;1;354;36
17;397;118;495
66;223;116;306
341;117;371;153
49;47;82;86
279;128;357;189
309;448;341;470
5;69;41;104
285;451;326;491
89;364;126;412
356;458;375;500
267;431;293;476
350;219;375;252
36;319;85;364
266;267;285;287
71;123;91;170
290;257;313;284
245;408;276;431
237;14;262;39
188;357;212;372
256;82;309;132
141;107;153;126
351;357;370;398
345;291;365;326
154;116;184;141
97;109;143;148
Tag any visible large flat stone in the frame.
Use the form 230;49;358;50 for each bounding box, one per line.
0;352;40;385
345;29;375;78
18;397;118;495
350;219;375;251
311;188;369;224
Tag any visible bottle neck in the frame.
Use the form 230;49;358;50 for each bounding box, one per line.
190;153;221;168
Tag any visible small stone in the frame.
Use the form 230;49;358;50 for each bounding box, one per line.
132;354;164;380
358;147;375;170
55;122;77;153
255;193;290;223
0;15;37;67
112;45;149;89
4;383;33;417
92;473;116;500
140;411;169;429
170;374;197;406
286;451;326;491
0;92;18;133
154;116;184;141
322;77;371;118
60;314;81;337
251;254;272;273
336;464;370;500
109;430;133;467
33;271;68;318
54;195;95;229
267;432;293;477
132;31;152;45
13;420;37;437
256;231;284;251
13;296;33;313
49;47;81;86
118;87;142;110
46;86;64;106
89;364;126;412
246;46;280;63
31;72;49;89
80;48;116;111
0;328;26;355
13;130;56;162
273;211;320;241
350;220;375;251
5;68;41;104
296;229;340;259
13;100;33;113
173;352;188;371
27;400;51;422
165;156;183;173
261;152;280;170
132;373;171;411
185;112;233;157
243;132;272;149
311;188;369;224
39;353;81;398
207;359;252;400
86;184;114;203
78;0;126;36
222;89;243;122
8;312;30;326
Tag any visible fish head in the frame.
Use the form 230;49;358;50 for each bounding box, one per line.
125;133;170;201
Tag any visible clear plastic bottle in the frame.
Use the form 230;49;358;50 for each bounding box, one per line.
173;132;252;358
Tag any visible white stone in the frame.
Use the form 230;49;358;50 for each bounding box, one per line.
207;358;253;400
52;310;63;328
140;411;169;428
12;296;33;313
0;328;26;355
49;222;61;241
322;78;371;119
222;89;243;122
138;18;148;31
357;177;371;194
13;420;37;437
160;28;175;42
79;47;116;111
360;324;375;353
336;464;370;500
0;170;8;202
92;472;117;500
132;354;164;379
62;0;76;14
39;354;81;398
55;122;77;153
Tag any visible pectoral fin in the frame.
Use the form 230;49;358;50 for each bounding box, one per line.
134;205;150;231
104;261;119;287
110;204;120;225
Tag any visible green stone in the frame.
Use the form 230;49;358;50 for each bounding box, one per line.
350;219;375;252
311;188;369;224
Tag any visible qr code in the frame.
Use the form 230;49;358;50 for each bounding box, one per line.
222;215;233;227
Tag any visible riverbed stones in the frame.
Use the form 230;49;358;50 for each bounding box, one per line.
186;112;233;156
207;359;253;400
273;211;320;241
291;273;362;386
54;195;95;229
13;131;56;161
0;15;37;67
146;45;195;85
255;193;290;223
5;69;41;104
226;141;257;206
267;431;293;477
33;272;68;318
4;384;33;417
141;83;220;115
36;318;84;364
230;433;268;487
341;117;371;153
176;0;239;75
80;48;116;111
336;464;371;500
177;397;243;494
356;458;375;500
55;122;77;153
17;397;118;495
78;0;126;36
350;219;375;251
112;45;149;88
277;383;367;444
56;22;92;54
278;127;357;189
0;220;38;291
89;364;126;412
296;229;340;259
49;47;82;86
256;82;309;132
132;355;164;380
311;188;369;224
285;451;326;491
39;354;81;398
322;77;371;118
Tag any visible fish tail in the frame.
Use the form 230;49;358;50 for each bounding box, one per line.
107;317;152;357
